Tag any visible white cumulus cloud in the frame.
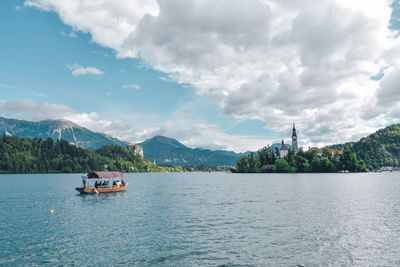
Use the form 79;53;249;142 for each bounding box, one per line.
26;0;400;147
123;84;141;89
66;63;104;76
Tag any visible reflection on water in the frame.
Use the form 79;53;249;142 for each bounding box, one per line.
1;172;400;265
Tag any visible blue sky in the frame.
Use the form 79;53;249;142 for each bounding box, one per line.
0;0;278;151
1;0;400;151
1;1;188;120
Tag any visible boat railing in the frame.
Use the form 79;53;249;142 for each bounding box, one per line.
84;185;126;189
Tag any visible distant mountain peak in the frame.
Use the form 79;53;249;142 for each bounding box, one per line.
142;135;186;148
39;118;80;128
0;116;127;150
140;135;249;166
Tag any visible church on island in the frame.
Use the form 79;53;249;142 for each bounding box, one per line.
266;123;299;158
268;124;343;158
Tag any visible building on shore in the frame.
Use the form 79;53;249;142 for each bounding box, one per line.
307;147;323;156
307;147;344;157
279;140;289;158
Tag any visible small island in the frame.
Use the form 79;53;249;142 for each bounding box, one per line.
232;124;368;173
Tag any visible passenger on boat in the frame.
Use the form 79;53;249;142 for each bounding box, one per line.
82;175;87;188
122;179;126;186
113;181;116;186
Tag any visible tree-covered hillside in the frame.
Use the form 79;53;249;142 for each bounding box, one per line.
329;124;400;168
0;135;175;174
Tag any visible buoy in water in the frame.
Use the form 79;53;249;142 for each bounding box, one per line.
50;210;54;213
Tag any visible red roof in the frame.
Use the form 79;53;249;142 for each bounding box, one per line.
280;144;289;150
332;150;343;155
87;171;124;179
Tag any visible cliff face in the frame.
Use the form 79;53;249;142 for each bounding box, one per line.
130;143;144;157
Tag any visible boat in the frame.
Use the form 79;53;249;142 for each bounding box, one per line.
75;171;127;194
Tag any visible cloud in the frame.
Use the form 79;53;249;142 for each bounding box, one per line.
376;64;400;106
0;99;75;121
122;84;141;90
24;0;53;11
26;0;400;146
25;0;159;51
60;31;77;38
66;63;104;76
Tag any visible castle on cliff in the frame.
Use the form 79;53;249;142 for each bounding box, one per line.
129;142;144;157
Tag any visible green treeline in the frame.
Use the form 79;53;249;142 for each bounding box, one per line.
0;135;370;174
232;147;368;173
0;135;178;174
329;124;400;168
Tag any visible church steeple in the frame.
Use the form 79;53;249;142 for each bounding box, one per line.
292;123;298;153
292;123;297;137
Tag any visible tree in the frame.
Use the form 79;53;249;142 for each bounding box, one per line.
355;160;368;172
249;156;261;173
322;147;332;158
320;158;336;172
236;156;250;173
296;156;311;172
274;159;290;173
340;149;358;172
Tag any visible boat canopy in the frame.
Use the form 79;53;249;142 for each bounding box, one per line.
86;171;124;179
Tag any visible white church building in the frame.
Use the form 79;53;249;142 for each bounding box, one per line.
278;123;299;158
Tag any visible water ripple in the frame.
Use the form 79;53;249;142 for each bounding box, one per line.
1;172;400;265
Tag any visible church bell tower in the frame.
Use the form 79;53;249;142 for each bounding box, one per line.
292;123;298;153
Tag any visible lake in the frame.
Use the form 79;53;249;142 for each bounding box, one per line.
1;172;400;266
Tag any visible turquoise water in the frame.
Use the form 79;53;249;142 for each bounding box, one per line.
1;172;400;266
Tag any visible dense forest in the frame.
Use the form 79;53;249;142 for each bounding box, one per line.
0;135;179;174
0;135;235;174
329;124;400;168
232;147;368;173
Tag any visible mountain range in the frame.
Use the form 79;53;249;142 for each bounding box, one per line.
0;117;127;150
4;116;398;168
0;117;247;166
140;135;248;166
